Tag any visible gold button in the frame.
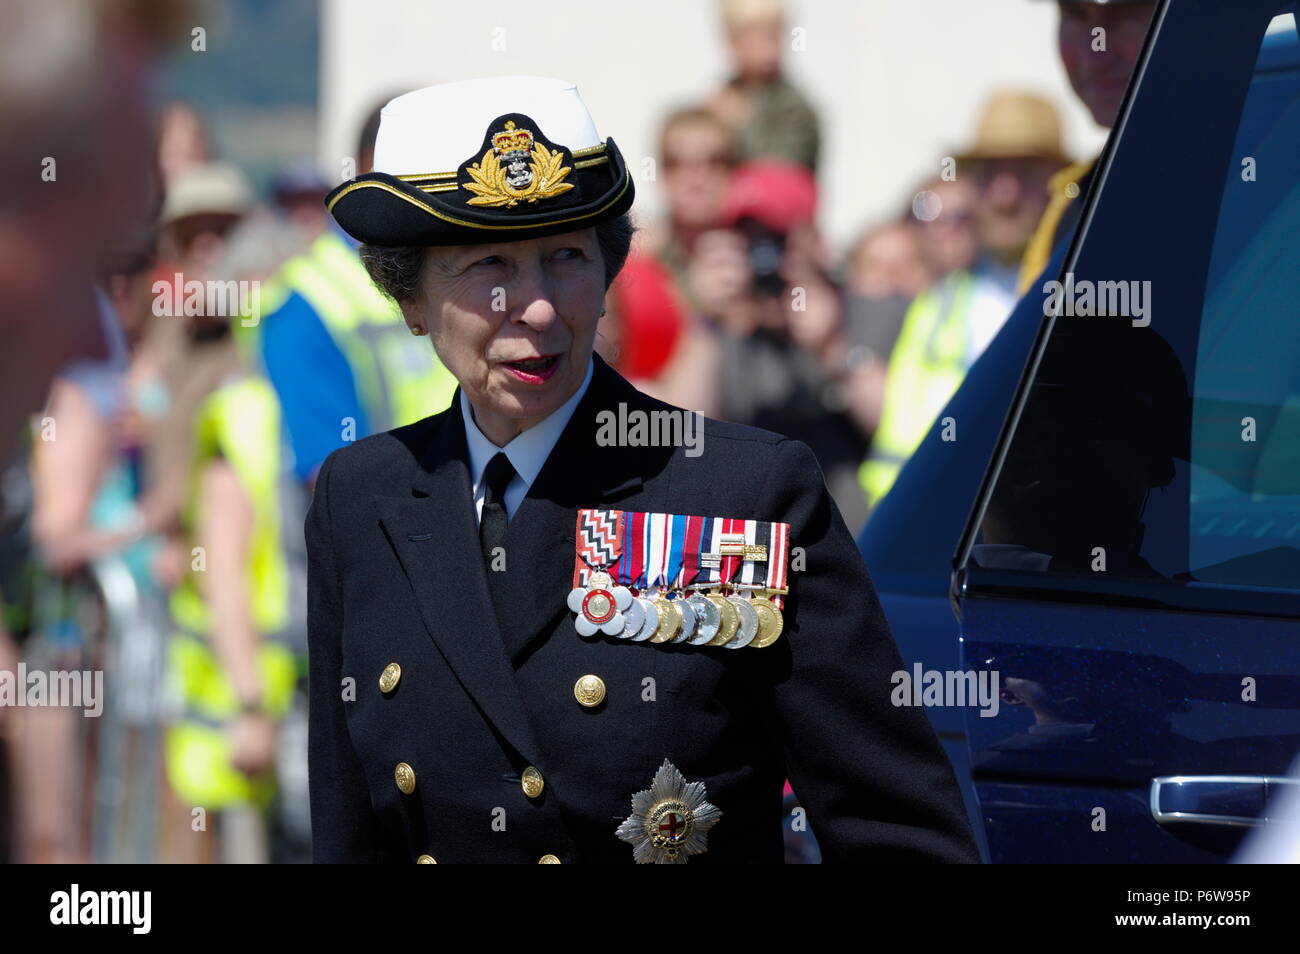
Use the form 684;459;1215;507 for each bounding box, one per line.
416;854;437;864
379;662;402;694
521;765;545;798
395;761;416;795
573;674;606;708
538;854;562;864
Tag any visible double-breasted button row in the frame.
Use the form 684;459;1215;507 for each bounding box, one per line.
418;854;558;863
384;664;606;709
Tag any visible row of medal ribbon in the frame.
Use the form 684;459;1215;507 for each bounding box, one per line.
566;509;790;649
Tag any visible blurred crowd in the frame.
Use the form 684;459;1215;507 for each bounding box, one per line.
0;0;1155;862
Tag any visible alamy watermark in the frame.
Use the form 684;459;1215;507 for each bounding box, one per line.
1042;272;1151;327
152;275;262;326
595;403;704;457
891;664;1001;718
0;665;103;717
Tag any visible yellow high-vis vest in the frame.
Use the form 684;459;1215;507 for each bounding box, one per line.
249;230;458;430
859;271;974;508
167;375;297;809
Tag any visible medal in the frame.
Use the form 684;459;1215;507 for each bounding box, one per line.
642;513;678;643
721;519;762;648
704;517;742;646
664;513;695;643
747;521;789;648
670;595;695;643
569;510;632;637
567;570;633;637
621;511;660;641
651;596;680;643
631;597;658;641
724;594;759;648
685;592;720;644
619;595;645;639
748;593;785;648
615;759;722;864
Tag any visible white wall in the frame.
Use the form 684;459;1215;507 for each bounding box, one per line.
321;0;1108;254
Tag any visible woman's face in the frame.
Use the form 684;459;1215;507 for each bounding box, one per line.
404;226;606;444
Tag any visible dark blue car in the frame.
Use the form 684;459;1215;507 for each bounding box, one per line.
858;0;1300;863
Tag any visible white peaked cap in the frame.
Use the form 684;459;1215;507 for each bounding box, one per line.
372;75;604;174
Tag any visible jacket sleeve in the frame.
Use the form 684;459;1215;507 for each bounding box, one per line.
758;437;981;862
305;450;389;862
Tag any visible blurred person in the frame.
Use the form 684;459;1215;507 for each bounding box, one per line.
0;0;190;463
599;108;737;410
860;92;1068;509
845;222;931;303
838;219;933;448
162;364;300;864
253;99;458;490
708;0;821;171
0;0;186;859
137;162;307;863
137;161;253;587
272;157;332;246
1018;0;1157;291
912;176;979;281
640;107;738;306
157;101;214;188
19;256;152;862
691;161;873;531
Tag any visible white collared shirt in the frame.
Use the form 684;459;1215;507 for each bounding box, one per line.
460;355;594;525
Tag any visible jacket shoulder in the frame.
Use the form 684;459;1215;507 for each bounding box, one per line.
318;406;451;490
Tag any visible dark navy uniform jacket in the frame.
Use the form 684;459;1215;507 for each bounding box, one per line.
306;352;980;863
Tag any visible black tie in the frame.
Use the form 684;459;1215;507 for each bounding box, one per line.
479;451;515;565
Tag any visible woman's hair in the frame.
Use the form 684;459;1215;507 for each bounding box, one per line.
359;212;635;304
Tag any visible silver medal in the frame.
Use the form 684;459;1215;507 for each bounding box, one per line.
670;596;695;643
620;596;646;639
631;597;659;642
568;578;633;638
723;595;759;648
685;593;720;645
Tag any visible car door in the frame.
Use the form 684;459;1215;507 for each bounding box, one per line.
952;0;1300;863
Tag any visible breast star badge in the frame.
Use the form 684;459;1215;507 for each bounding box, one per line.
615;759;721;864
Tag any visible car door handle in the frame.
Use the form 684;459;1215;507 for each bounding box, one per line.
1150;775;1300;827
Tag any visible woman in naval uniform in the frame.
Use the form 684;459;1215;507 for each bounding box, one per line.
307;75;979;864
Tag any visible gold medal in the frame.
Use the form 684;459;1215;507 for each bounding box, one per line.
650;597;681;643
748;594;785;648
705;592;739;646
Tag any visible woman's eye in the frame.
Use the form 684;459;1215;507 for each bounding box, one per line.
473;255;504;267
553;247;584;260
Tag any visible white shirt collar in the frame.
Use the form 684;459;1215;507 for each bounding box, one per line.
460;354;594;501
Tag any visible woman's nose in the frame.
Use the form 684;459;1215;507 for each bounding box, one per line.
506;258;559;331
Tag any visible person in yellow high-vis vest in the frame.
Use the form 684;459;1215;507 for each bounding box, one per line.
1017;0;1157;293
165;372;299;862
860;92;1067;508
250;104;459;487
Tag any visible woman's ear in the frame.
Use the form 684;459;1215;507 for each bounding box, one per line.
397;296;427;336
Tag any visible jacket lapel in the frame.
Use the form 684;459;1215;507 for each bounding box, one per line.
372;401;544;762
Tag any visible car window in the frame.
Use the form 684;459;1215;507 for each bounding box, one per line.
1189;11;1300;588
963;7;1300;604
